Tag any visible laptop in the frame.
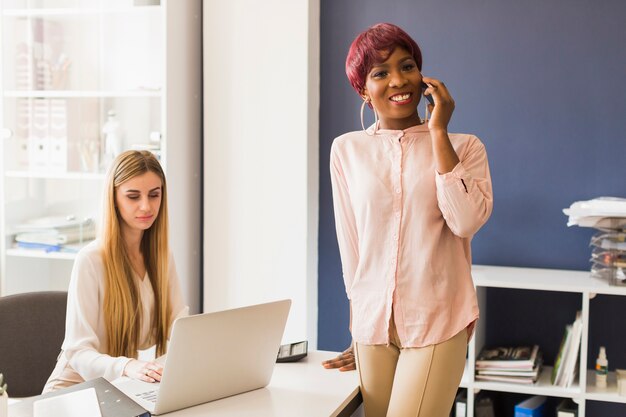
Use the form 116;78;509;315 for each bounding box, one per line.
115;299;291;415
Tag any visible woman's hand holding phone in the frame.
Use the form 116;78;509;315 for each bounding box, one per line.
421;76;455;132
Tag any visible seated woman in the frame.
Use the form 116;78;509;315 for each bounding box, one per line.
43;150;188;392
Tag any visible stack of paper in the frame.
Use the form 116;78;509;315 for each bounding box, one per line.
475;345;543;384
563;197;626;228
34;387;101;417
13;215;95;253
564;197;626;285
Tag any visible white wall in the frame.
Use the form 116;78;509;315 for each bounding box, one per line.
165;0;202;314
202;0;320;346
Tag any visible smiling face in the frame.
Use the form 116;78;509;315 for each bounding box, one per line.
115;171;163;235
362;47;424;130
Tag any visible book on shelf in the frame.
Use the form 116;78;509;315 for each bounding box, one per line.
552;311;582;387
476;345;540;369
514;395;546;417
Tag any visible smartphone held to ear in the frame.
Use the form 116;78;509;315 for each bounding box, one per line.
421;81;435;106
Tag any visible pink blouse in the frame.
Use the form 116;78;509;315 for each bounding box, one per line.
330;123;493;347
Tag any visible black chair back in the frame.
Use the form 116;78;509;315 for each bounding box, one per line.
0;291;67;397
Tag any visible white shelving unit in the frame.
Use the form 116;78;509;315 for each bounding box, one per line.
0;1;201;313
459;265;626;416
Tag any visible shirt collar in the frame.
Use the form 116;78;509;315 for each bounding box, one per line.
366;121;429;137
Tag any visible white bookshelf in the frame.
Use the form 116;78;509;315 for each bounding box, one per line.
0;1;201;313
461;265;626;416
3;90;161;98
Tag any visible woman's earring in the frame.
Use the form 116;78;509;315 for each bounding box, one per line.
360;97;379;135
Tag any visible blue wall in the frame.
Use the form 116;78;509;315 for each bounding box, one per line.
318;1;626;413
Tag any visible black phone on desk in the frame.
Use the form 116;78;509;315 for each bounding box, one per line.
277;340;308;362
421;81;435;106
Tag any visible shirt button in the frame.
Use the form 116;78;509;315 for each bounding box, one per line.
395;212;401;219
393;234;399;241
395;188;401;194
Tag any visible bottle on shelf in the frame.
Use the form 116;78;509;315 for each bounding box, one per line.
595;346;608;388
102;109;122;170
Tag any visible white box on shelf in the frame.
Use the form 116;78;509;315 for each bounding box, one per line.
48;137;68;172
16;137;30;169
28;137;48;171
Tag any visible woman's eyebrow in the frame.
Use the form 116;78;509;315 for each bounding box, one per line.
123;187;161;193
370;62;390;70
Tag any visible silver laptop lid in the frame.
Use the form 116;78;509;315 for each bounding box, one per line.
154;299;291;414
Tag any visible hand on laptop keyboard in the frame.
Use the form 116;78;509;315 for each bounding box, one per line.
124;359;164;383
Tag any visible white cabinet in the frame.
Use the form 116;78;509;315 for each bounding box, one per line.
460;265;626;416
0;0;201;312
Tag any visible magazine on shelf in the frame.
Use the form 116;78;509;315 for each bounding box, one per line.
476;345;540;369
476;355;542;378
475;373;539;384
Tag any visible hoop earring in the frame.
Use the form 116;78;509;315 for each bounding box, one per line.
360;98;379;135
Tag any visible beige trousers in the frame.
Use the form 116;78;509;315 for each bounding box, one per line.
355;319;467;417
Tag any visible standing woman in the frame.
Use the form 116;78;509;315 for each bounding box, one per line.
328;23;493;417
43;150;187;392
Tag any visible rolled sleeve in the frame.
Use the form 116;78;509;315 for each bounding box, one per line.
435;139;493;238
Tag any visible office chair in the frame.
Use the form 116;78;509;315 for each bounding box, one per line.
0;291;67;397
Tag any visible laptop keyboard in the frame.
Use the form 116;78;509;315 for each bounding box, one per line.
135;389;159;403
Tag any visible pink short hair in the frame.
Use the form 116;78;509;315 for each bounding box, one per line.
345;23;423;95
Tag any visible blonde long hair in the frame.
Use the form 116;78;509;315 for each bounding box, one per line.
101;150;171;358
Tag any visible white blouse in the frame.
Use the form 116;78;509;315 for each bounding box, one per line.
43;240;188;392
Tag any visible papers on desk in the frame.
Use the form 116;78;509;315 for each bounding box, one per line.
563;197;626;228
10;377;149;417
34;387;101;417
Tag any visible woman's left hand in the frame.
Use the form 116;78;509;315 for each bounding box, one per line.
321;345;356;372
422;76;455;132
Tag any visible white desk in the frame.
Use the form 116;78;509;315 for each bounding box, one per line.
164;350;361;417
9;351;361;417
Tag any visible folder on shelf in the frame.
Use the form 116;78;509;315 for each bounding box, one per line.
552;312;582;388
551;324;572;385
514;395;546;417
